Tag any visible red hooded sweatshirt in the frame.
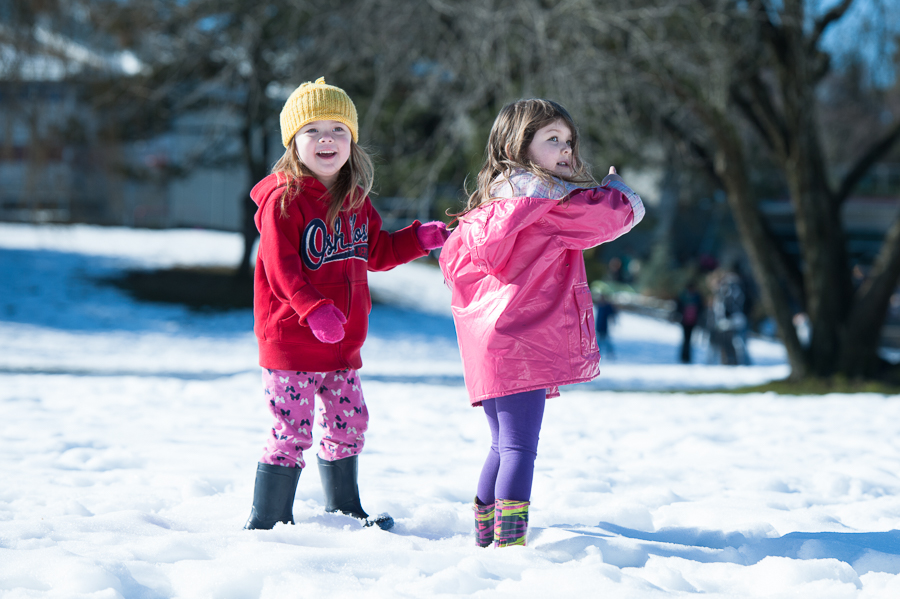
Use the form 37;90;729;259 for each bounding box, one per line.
250;173;427;372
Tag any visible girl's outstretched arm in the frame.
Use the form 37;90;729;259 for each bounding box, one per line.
546;175;645;250
365;199;430;271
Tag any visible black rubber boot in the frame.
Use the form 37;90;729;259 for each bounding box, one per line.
244;463;301;530
317;455;394;530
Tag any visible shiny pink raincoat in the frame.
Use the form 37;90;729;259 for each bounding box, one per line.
439;180;644;406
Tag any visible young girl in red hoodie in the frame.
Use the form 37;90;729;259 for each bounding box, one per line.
244;78;448;530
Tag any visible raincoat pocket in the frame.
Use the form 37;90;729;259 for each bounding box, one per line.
574;284;598;357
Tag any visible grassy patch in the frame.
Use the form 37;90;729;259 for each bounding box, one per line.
703;376;900;396
103;267;253;311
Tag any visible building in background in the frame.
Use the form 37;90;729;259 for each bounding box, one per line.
0;26;248;232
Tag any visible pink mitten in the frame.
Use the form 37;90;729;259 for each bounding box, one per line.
416;221;450;251
306;304;347;344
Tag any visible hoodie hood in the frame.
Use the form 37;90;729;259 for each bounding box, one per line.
250;173;330;230
250;173;285;231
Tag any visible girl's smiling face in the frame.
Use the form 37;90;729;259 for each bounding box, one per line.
293;119;352;188
526;120;574;177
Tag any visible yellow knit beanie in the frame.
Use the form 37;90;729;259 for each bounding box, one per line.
280;77;358;147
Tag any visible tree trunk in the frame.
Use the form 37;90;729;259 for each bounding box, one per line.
840;215;900;377
774;2;852;376
236;191;259;281
782;140;852;377
236;41;270;282
236;123;269;281
710;117;810;378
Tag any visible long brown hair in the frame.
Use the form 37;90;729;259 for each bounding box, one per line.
271;140;375;229
456;99;594;218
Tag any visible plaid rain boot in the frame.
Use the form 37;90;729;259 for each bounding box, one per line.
474;498;495;548
494;499;529;547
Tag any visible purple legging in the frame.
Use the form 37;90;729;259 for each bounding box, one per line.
476;389;546;504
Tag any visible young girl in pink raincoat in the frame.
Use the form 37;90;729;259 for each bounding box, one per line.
439;99;644;547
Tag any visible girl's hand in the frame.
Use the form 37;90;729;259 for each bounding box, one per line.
601;165;624;187
416;221;450;251
307;304;347;344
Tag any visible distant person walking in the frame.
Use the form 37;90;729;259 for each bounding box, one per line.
244;78;448;531
706;269;749;365
595;293;618;359
676;282;703;363
440;99;644;547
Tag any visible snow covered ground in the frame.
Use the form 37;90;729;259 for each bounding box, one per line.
1;222;899;598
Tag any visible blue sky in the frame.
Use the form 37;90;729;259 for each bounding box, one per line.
816;0;900;86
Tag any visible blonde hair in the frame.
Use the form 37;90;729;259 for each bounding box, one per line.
271;140;374;229
457;99;594;217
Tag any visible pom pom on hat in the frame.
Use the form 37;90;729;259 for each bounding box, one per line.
280;77;358;147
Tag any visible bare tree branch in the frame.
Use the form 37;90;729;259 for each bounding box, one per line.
810;0;854;51
835;119;900;206
754;0;789;65
659;114;721;186
843;213;900;374
730;75;789;156
856;215;900;310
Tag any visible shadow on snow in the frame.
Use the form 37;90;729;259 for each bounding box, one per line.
535;521;900;575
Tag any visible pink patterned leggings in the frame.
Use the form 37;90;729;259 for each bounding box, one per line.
260;368;369;469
